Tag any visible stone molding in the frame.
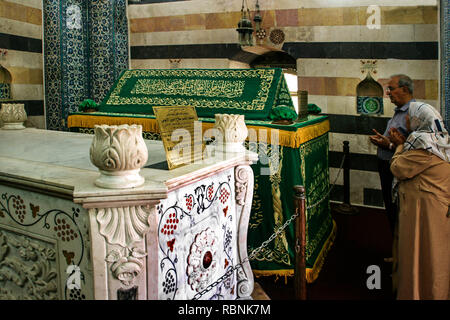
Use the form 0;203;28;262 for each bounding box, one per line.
234;165;255;299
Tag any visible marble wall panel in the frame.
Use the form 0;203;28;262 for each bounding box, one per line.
10;84;43;100
329;132;377;155
275;9;298;27
0;50;43;70
128;5;438;33
0;1;42;25
300;0;437;9
297;58;439;79
0;17;42;39
6;67;43;84
130;58;231;70
185;13;206;31
127;0;438;16
329;167;381;207
298;76;438;101
5;0;42;10
0;2;44;117
131;29;237;46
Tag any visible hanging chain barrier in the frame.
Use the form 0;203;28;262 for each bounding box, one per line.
192;153;347;300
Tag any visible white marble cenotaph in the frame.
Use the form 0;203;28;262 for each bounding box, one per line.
0;118;257;300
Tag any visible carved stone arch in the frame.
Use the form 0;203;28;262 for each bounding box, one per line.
0;64;12;101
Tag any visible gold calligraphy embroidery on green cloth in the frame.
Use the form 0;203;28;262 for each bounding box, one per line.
299;133;331;262
249;145;291;266
104;69;274;111
98;68;295;120
131;78;246;98
249;174;264;229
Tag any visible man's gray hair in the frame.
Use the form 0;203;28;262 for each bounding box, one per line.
390;74;414;94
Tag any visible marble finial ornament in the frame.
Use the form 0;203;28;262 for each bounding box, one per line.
0;103;27;130
90;124;148;189
213;114;248;153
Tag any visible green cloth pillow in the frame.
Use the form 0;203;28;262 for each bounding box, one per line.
269;105;298;121
307;103;321;114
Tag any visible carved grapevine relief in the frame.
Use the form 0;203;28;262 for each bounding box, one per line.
0;192;89;300
0;230;58;300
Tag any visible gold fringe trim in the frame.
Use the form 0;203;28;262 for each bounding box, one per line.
67;114;160;133
252;269;294;285
68;114;329;149
250;219;337;284
306;219;337;283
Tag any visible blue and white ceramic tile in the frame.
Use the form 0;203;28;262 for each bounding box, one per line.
44;0;129;131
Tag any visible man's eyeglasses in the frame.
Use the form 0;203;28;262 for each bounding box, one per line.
386;86;402;92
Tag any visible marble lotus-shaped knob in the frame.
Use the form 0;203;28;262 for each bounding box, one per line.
90;124;148;189
0;103;27;129
213;114;248;153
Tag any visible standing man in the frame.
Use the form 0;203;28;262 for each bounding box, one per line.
369;74;414;238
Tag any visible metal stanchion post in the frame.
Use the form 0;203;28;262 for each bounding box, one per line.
293;185;307;300
335;141;359;215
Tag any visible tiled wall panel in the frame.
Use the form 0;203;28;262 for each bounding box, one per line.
43;0;129;131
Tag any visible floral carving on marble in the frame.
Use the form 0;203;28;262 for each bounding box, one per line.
186;228;218;292
0;230;58;300
89;124;148;189
235;166;250;206
0;103;27;130
214;114;248;153
105;247;147;286
95;205;153;286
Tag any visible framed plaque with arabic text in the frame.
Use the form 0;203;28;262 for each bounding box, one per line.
153;106;204;170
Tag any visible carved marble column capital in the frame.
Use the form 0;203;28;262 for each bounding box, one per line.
213;114;248;153
89;124;148;189
0;103;27;130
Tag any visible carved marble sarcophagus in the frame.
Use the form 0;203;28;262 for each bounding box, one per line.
0;127;257;300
